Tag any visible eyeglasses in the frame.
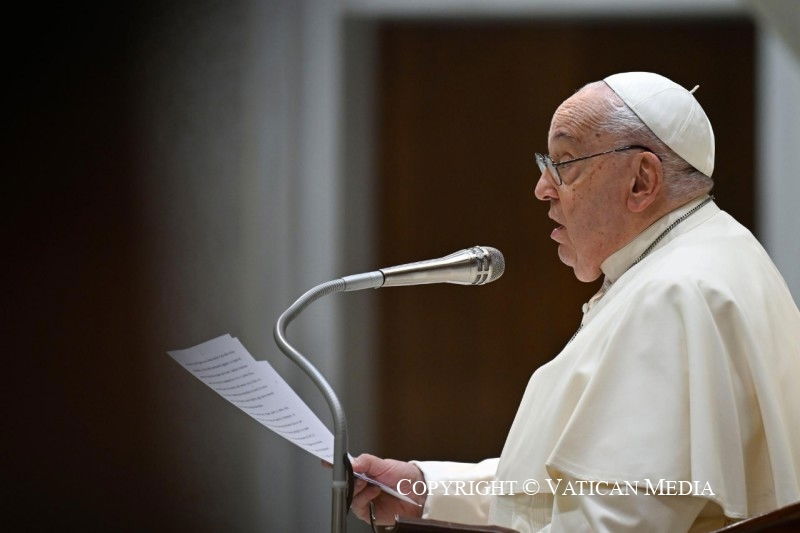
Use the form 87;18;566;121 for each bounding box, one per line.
535;145;657;186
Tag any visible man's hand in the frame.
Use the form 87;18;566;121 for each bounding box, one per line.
350;453;427;526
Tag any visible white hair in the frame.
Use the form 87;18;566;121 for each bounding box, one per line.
585;81;713;201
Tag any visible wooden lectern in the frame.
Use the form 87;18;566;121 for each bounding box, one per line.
712;501;800;532
391;517;518;532
386;500;800;533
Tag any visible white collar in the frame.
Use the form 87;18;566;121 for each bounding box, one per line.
600;195;715;283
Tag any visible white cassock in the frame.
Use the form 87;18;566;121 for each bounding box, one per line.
413;197;800;532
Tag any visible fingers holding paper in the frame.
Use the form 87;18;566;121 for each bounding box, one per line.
350;453;426;526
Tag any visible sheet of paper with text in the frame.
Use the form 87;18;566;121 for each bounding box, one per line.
168;334;334;463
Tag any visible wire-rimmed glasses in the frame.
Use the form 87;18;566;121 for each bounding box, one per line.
535;145;657;186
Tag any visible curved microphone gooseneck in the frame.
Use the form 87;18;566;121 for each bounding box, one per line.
273;246;504;533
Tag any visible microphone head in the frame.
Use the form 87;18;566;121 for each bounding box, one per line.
378;245;506;287
474;246;505;285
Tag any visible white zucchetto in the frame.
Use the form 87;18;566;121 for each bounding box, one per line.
604;71;715;177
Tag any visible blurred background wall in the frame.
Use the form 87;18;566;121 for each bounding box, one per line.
5;1;797;531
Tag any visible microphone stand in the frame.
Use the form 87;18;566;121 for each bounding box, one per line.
273;273;383;533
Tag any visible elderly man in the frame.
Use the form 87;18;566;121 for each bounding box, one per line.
351;72;800;532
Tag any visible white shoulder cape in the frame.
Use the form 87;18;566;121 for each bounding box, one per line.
495;203;800;519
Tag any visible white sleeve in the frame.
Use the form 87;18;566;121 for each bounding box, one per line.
547;474;707;533
410;458;499;526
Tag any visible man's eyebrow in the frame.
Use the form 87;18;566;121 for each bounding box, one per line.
548;130;579;158
550;130;578;142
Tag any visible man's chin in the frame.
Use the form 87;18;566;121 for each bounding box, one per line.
573;267;603;283
558;246;601;282
557;244;577;268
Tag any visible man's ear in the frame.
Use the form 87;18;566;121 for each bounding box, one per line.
627;152;662;213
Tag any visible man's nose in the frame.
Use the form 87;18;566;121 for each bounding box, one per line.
534;171;558;201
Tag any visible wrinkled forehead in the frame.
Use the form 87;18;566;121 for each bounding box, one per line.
548;86;614;152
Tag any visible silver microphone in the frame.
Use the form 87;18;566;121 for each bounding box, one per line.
340;246;505;291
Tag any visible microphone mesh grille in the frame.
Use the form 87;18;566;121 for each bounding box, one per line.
485;247;505;283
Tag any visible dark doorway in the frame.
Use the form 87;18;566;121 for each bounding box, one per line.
374;19;755;461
